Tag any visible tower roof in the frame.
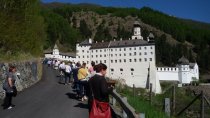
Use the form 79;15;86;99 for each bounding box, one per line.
148;32;155;39
178;56;189;65
54;44;58;49
133;21;140;27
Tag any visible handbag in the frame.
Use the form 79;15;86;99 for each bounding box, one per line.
89;99;111;118
89;82;111;118
12;86;17;97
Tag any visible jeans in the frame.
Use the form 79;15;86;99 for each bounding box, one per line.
78;80;88;98
3;92;13;108
65;72;71;84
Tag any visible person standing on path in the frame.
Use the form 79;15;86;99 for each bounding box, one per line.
77;63;88;101
2;66;17;110
88;63;115;117
59;61;66;83
65;62;72;85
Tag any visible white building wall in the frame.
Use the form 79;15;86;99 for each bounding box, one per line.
106;45;161;93
76;44;91;66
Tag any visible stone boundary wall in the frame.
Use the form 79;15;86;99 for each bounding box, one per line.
0;60;42;99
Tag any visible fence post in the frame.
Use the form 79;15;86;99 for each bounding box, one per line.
112;97;116;107
172;85;176;115
133;84;135;97
149;83;152;105
200;91;204;118
122;97;128;118
139;113;145;118
165;98;171;117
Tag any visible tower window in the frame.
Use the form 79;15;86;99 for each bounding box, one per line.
131;68;134;71
120;68;123;71
134;59;137;62
130;59;132;62
134;52;136;55
115;60;117;63
111;60;113;63
139;52;141;55
129;53;132;56
124;59;126;62
111;69;114;72
139;58;142;62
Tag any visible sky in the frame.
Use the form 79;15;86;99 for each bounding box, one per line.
42;0;210;23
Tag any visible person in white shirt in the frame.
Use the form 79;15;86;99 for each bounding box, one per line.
59;62;66;83
65;63;72;85
47;60;52;67
54;60;59;70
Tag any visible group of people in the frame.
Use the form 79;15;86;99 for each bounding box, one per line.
46;58;116;117
2;59;115;117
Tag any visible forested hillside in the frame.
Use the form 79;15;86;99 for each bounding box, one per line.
0;0;46;57
42;3;210;72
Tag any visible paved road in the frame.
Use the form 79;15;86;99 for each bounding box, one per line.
0;65;88;118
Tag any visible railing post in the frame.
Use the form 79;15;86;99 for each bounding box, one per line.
112;96;116;107
122;97;128;118
200;91;204;118
172;85;176;116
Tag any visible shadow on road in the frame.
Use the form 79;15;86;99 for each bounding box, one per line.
74;103;88;109
65;92;78;100
65;92;88;109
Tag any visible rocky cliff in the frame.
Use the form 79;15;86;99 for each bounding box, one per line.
0;60;42;99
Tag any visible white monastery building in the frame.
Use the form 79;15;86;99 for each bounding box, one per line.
76;21;161;93
45;21;199;93
157;57;199;84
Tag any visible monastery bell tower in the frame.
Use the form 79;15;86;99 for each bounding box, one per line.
132;21;143;40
